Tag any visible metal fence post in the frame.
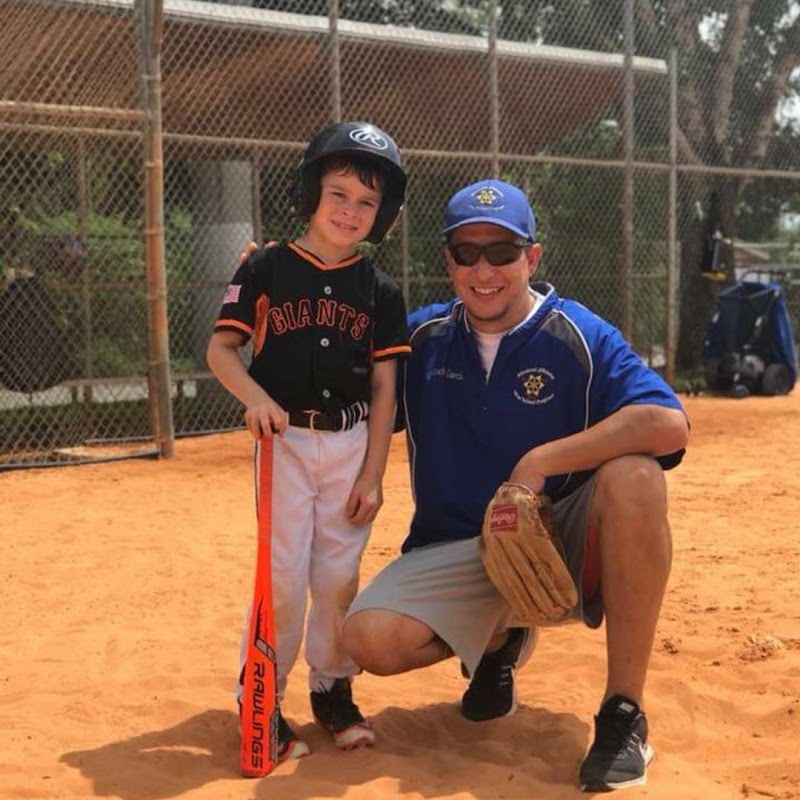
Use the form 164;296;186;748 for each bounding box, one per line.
666;48;679;384
251;151;262;246
488;0;500;178
621;0;635;342
401;197;411;309
76;138;93;404
328;0;342;123
140;0;174;458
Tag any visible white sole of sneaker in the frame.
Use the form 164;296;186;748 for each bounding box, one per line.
278;739;311;764
580;744;654;792
515;626;539;671
504;692;518;718
500;626;539;717
333;723;376;750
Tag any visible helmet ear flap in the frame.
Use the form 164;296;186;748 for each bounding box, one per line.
288;164;320;220
288;168;303;217
371;202;404;244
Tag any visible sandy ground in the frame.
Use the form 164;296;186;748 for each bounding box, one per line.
2;391;800;800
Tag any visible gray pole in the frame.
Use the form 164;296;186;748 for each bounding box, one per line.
140;0;174;457
251;151;262;245
328;0;342;123
76;139;94;403
666;48;679;384
621;0;635;341
401;197;411;309
488;0;500;177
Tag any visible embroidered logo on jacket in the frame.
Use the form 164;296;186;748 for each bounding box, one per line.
514;367;555;405
426;367;464;381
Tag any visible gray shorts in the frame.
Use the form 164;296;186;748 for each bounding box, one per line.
346;477;601;677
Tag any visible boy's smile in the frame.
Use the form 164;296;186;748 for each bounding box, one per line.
301;168;382;263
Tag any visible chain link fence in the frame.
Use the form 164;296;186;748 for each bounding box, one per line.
2;0;799;468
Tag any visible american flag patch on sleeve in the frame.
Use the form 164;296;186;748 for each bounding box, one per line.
223;284;242;304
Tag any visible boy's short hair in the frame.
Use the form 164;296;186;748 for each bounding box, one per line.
289;121;406;244
293;153;389;219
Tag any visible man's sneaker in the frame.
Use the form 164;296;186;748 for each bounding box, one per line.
579;695;654;792
310;678;376;750
277;709;311;763
461;627;538;722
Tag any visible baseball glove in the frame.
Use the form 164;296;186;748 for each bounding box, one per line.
479;482;578;624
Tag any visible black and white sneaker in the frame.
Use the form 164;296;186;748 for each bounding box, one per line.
310;678;376;750
579;695;654;792
238;697;310;764
276;709;311;763
461;627;537;722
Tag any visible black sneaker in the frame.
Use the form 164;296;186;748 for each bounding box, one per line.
238;698;310;764
310;678;376;750
461;627;536;722
277;709;311;763
579;695;654;792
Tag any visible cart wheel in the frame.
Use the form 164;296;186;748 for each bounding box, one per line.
730;383;749;399
688;381;703;397
762;363;792;396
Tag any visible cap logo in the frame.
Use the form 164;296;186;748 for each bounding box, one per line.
349;126;389;150
474;186;504;207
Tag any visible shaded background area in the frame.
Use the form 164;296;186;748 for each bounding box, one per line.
1;0;799;466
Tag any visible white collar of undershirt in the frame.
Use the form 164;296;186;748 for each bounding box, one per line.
474;289;546;377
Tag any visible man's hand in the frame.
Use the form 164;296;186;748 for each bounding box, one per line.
508;457;546;494
238;240;259;265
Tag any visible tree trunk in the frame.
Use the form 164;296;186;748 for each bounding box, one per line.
676;181;739;371
677;226;716;370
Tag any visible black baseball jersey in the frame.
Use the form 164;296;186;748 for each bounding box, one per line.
214;242;411;413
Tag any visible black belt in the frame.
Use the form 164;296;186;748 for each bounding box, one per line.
288;410;342;432
287;410;358;432
289;402;369;432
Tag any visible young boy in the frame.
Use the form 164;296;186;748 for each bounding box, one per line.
206;121;410;762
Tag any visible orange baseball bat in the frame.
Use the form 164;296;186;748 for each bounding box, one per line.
240;438;279;777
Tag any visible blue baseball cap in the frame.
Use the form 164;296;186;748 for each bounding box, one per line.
443;179;537;241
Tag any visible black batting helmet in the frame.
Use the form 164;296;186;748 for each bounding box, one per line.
290;121;407;244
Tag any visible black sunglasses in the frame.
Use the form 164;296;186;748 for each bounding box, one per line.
448;239;530;267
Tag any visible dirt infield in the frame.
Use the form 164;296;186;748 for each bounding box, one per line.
2;391;799;800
